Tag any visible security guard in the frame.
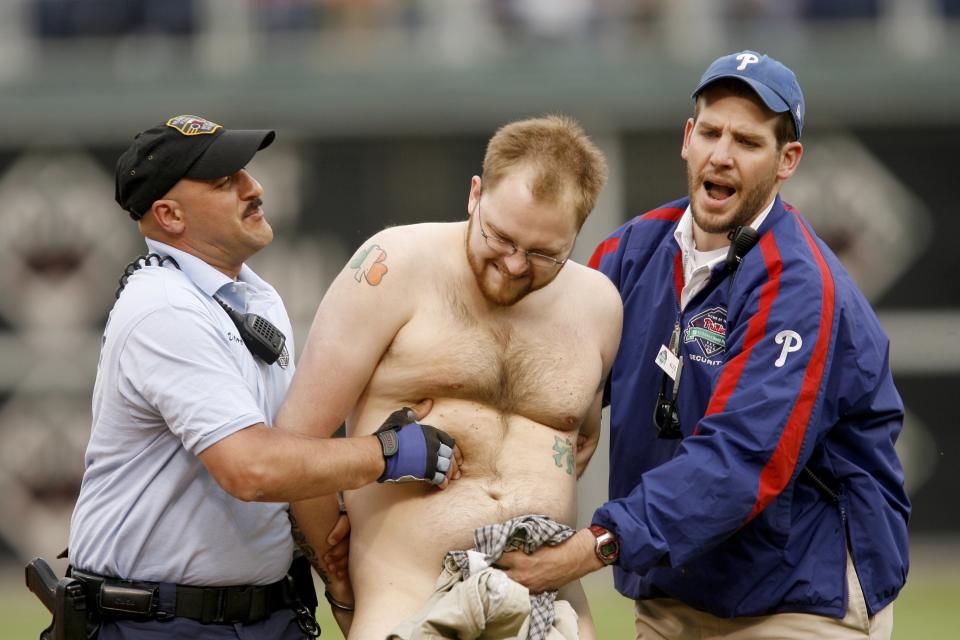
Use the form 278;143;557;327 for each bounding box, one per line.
59;116;461;639
502;52;908;639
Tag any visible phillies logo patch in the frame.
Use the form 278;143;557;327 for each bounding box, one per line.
165;115;222;136
684;307;727;357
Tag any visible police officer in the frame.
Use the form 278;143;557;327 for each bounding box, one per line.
499;53;909;639
65;115;461;639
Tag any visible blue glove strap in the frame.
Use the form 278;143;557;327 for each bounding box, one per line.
379;423;428;483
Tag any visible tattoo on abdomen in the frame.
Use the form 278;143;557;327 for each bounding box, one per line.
552;436;574;475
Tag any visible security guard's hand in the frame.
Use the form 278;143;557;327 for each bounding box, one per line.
497;528;604;594
375;405;462;487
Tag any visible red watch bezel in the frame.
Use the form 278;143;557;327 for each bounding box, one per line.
589;524;620;565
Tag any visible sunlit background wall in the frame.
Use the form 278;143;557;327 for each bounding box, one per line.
2;0;958;637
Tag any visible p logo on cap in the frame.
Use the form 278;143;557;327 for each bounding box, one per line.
735;53;760;71
166;115;222;137
692;50;805;139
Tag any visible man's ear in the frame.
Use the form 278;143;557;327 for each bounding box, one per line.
467;175;482;218
776;141;803;181
148;199;186;235
681;117;695;161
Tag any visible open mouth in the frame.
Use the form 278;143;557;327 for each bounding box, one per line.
704;180;736;201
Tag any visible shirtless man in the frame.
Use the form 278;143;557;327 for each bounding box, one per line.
279;115;622;639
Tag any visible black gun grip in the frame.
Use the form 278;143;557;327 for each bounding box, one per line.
25;558;88;640
25;558;58;614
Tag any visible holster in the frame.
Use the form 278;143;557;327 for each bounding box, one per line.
288;554;319;612
25;554;317;638
25;557;92;640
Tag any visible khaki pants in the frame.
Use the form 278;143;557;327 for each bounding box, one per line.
634;552;894;639
389;559;579;639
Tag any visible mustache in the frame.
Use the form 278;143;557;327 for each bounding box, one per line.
700;173;736;187
244;198;263;216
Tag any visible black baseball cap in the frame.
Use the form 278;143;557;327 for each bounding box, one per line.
115;115;275;220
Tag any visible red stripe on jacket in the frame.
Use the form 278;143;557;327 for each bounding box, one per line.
744;221;836;523
673;249;684;304
642;207;685;222
588;237;619;270
701;233;783;424
589;207;684;270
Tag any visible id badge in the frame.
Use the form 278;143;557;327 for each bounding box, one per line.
655;344;681;381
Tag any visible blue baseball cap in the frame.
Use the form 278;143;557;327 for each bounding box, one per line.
692;50;805;139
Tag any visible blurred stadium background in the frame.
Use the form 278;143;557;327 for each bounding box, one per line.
1;0;958;637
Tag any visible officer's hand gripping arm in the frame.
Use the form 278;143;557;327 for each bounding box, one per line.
374;407;459;486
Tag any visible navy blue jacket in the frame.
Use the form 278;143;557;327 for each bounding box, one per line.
589;195;909;618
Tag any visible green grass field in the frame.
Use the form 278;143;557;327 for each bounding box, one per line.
4;562;955;639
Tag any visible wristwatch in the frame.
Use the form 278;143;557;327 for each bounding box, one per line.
589;525;620;566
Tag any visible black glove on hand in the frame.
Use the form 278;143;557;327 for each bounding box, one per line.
375;407;456;485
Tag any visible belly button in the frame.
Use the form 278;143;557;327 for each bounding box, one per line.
487;489;501;500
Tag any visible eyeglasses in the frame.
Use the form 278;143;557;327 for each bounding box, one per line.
475;198;568;269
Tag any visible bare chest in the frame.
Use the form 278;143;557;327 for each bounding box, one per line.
366;292;602;430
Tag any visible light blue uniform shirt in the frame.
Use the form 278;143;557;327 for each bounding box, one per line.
69;239;296;586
